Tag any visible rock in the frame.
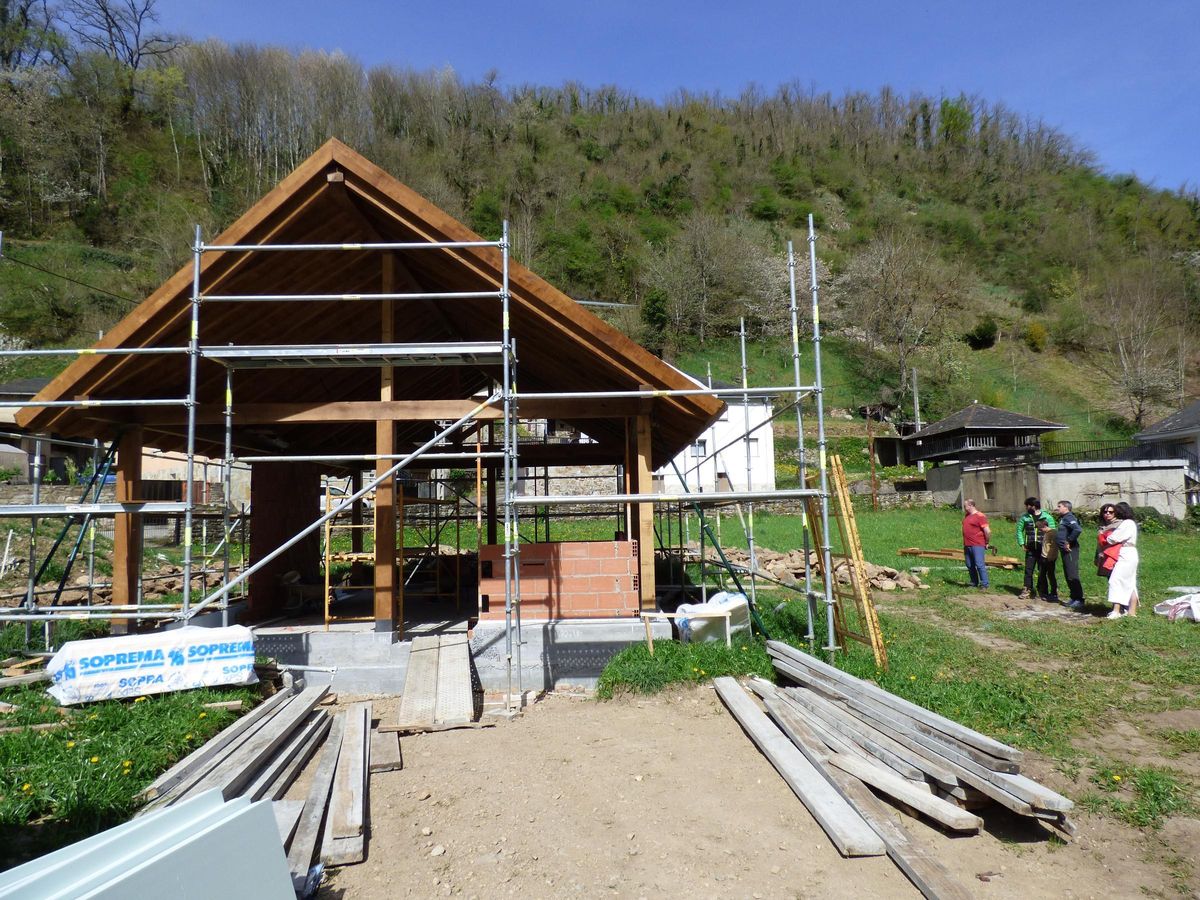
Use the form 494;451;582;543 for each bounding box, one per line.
431;845;446;857
877;579;897;591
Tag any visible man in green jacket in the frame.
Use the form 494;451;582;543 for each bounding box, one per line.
1016;497;1058;601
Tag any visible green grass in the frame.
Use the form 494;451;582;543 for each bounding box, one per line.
1155;729;1200;757
0;682;259;866
596;633;773;699
1078;765;1195;829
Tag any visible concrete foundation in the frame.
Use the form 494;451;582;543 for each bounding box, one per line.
250;617;670;695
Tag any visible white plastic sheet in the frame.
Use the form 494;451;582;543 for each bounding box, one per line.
47;625;258;705
1153;593;1200;622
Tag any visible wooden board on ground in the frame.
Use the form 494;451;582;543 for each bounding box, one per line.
433;633;473;725
135;687;297;810
244;711;330;802
899;547;1020;569
0;670;50;688
264;714;332;801
272;799;304;852
713;677;885;858
396;633;475;730
288;713;345;891
767;641;1022;763
322;702;371;867
762;692;980;833
397;636;439;728
369;728;402;773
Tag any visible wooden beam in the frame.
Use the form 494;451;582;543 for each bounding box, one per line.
112;427;143;633
375;256;398;633
634;407;655;611
133;397;643;426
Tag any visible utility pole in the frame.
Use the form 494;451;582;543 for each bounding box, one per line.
912;367;925;475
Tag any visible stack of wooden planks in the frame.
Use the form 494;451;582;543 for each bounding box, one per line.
132;683;403;894
716;642;1076;900
0;653;51;688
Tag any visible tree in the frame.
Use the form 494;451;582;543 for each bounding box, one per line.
1089;262;1186;428
832;230;969;408
0;0;57;70
61;0;177;116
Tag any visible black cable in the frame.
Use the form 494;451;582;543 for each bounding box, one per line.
0;252;139;306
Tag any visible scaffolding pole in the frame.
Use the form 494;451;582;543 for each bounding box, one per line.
808;215;837;654
738;318;759;608
787;240;817;643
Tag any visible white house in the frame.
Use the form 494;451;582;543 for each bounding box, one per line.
656;378;776;493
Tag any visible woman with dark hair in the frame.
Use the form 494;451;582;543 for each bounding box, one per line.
1100;501;1140;619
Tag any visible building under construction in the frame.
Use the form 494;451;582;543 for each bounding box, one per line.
8;139;836;697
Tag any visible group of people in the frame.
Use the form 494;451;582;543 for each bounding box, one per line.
961;497;1140;619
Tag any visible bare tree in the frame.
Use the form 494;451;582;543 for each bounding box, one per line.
61;0;177;115
832;230;968;407
1089;263;1186;428
0;0;56;70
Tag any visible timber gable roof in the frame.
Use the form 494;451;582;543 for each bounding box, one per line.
17;140;723;468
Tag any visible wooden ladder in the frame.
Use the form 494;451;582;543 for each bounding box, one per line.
805;454;888;669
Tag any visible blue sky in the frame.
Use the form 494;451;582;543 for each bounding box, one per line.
156;0;1199;191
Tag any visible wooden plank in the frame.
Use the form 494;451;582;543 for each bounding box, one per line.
377;720;494;735
202;700;244;712
768;642;1023;763
135;687;295;806
264;714;332;802
0;670;50;688
287;711;345;892
244;711;330;801
397;636;440;728
272;799;305;852
764;696;980;833
433;633;472;725
322;703;370;867
0;721;67;736
781;685;959;787
634;409;655;610
330;702;369;840
713;677;884;858
829;766;974;900
1;657;44;677
786;668;1071;813
748;679;928;787
778;667;1041;816
0;701;18;714
181;686;329;802
369;728;402;773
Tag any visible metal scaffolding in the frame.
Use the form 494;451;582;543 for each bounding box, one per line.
0;212;841;689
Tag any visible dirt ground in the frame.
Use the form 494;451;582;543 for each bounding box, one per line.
309;687;1194;900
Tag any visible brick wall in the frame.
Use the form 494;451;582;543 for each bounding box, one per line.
477;540;639;619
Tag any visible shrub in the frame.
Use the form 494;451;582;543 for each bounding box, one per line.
964;317;998;350
1132;506;1175;534
1022;321;1049;352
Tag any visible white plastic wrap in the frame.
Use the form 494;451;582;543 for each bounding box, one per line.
47;625;258;705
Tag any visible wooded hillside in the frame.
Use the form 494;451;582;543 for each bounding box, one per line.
0;1;1196;427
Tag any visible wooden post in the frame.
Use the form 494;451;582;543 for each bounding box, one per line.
111;427;143;633
635;406;656;611
375;255;398;634
350;470;363;555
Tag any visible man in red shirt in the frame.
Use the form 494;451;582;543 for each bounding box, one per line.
962;498;991;589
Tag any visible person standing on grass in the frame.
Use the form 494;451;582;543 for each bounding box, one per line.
1016;497;1057;601
1101;501;1140;619
962;498;991;589
1055;500;1085;609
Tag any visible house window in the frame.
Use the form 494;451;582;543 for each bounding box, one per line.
692;439;707;458
983;481;995;500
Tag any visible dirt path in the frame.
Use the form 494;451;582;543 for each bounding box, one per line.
315;688;1180;900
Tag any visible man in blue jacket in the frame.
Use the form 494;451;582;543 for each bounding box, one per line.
1015;497;1057;601
1055;500;1085;609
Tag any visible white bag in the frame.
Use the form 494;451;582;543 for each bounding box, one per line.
47;625;258;705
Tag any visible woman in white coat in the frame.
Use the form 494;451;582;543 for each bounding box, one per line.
1101;501;1140;619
